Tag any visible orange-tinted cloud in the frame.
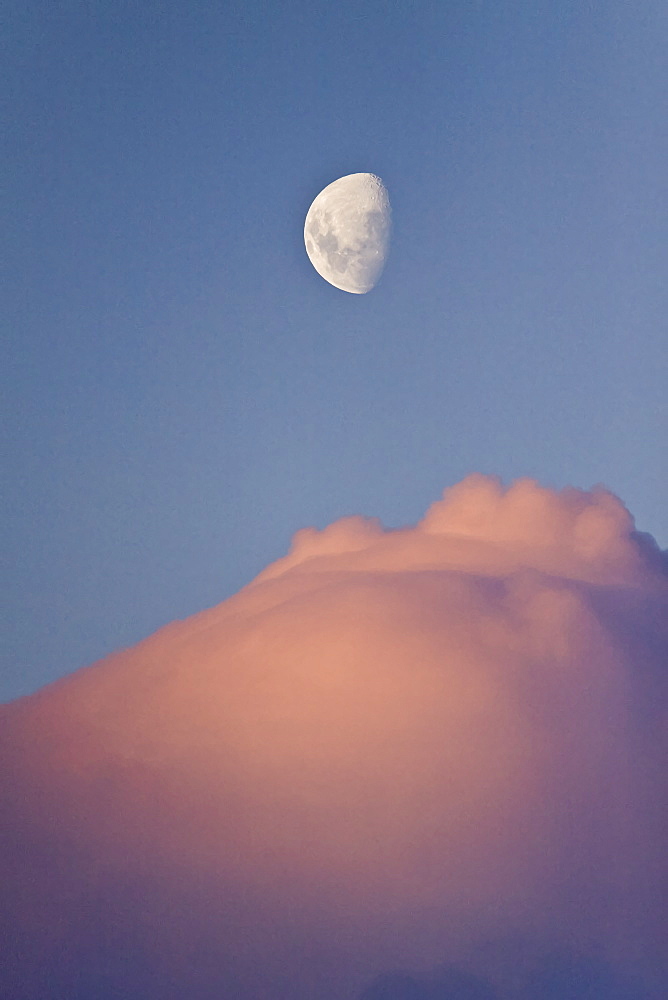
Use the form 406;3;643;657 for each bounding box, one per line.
1;476;666;999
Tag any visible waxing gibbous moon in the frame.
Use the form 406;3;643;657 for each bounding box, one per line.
304;173;391;293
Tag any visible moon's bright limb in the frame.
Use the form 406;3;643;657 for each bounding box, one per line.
304;173;391;293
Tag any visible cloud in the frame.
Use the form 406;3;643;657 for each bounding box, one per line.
0;475;666;999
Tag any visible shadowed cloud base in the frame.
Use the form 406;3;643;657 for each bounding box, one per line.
1;476;666;999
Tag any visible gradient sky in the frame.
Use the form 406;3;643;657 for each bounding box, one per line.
4;0;666;702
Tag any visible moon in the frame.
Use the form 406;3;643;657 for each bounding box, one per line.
304;173;391;293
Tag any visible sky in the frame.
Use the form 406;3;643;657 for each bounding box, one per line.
3;1;666;701
1;6;667;997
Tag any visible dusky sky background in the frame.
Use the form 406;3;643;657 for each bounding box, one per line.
3;0;666;703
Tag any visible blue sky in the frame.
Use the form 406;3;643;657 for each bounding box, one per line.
3;0;666;701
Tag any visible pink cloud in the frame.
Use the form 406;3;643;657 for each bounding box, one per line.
1;476;665;999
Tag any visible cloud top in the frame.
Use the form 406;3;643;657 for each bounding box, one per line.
256;474;659;586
